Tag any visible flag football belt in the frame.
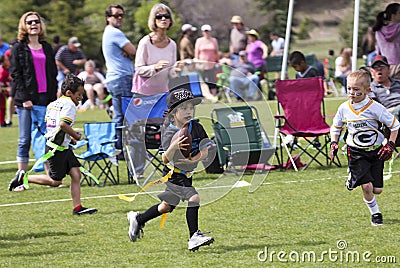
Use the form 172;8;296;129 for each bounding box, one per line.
167;164;194;178
118;164;193;203
362;145;382;152
118;164;193;228
22;140;99;189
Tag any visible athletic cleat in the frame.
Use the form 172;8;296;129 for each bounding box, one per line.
127;211;144;242
371;213;383;226
73;207;98;215
345;175;354;191
188;230;214;251
9;170;25;191
13;185;26;192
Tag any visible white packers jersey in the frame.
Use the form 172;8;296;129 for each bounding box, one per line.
45;96;77;146
331;97;400;148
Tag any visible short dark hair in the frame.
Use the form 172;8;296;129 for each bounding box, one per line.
53;35;60;43
289;51;305;66
61;73;84;96
105;4;125;24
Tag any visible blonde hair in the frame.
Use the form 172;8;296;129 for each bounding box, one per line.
85;60;96;69
17;11;47;42
347;70;371;89
340;48;352;68
148;3;174;32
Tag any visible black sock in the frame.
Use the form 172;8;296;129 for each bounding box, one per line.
186;202;199;237
137;204;161;225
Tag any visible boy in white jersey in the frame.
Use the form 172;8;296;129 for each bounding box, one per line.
330;70;399;226
9;74;97;216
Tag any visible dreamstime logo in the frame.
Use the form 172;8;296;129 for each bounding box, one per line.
257;240;397;263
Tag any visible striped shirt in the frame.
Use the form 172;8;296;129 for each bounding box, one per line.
55;45;85;74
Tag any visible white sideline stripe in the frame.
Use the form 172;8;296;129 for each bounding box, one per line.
0;176;333;207
0;159;36;165
1;171;399;208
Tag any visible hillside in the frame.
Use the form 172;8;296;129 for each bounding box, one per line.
170;0;394;57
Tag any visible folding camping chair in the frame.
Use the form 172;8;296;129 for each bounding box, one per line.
73;122;120;186
215;64;233;103
211;105;275;173
274;77;341;170
122;93;168;185
265;55;284;100
168;72;204;98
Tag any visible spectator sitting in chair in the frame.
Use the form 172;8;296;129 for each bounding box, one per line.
228;50;260;101
369;55;400;120
289;51;319;79
77;60;106;110
289;51;332;96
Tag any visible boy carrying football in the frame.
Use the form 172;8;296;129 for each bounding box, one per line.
330;69;399;226
126;88;214;251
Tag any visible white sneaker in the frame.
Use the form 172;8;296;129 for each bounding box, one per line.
127;211;142;242
13;185;26;192
188;230;214;251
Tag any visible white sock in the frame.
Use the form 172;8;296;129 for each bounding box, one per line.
364;196;380;215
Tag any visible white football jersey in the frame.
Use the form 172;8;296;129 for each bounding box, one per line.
331;97;399;148
45;96;77;146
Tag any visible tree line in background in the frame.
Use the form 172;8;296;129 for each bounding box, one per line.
0;0;384;67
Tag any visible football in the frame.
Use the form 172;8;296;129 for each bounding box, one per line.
171;124;192;159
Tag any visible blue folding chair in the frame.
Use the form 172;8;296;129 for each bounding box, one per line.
73;122;121;186
122;93;168;185
168;72;203;97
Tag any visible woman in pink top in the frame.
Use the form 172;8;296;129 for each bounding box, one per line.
130;3;179;178
373;3;400;65
10;11;57;175
132;3;178;96
245;29;268;80
195;24;219;95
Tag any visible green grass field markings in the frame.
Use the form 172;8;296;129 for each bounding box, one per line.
0;176;338;207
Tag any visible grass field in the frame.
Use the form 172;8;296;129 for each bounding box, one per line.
1;97;400;267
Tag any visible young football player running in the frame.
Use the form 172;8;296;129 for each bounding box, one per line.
330;70;399;226
126;88;214;251
9;74;97;216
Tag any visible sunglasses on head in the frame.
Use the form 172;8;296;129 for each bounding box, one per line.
26;19;40;25
155;13;171;20
110;13;124;19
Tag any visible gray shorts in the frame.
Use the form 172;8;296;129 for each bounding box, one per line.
158;181;198;206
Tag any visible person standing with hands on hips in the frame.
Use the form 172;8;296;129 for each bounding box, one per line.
330;70;399;226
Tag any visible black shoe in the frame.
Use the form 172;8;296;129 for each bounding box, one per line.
313;141;322;149
9;170;25;191
371;213;383;226
73;206;98;215
345;175;354;191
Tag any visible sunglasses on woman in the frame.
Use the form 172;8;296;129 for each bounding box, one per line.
155;13;171;20
26;19;40;25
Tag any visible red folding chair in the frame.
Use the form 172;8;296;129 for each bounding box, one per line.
274;77;341;170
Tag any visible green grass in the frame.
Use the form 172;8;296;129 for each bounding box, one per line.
1;100;400;267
